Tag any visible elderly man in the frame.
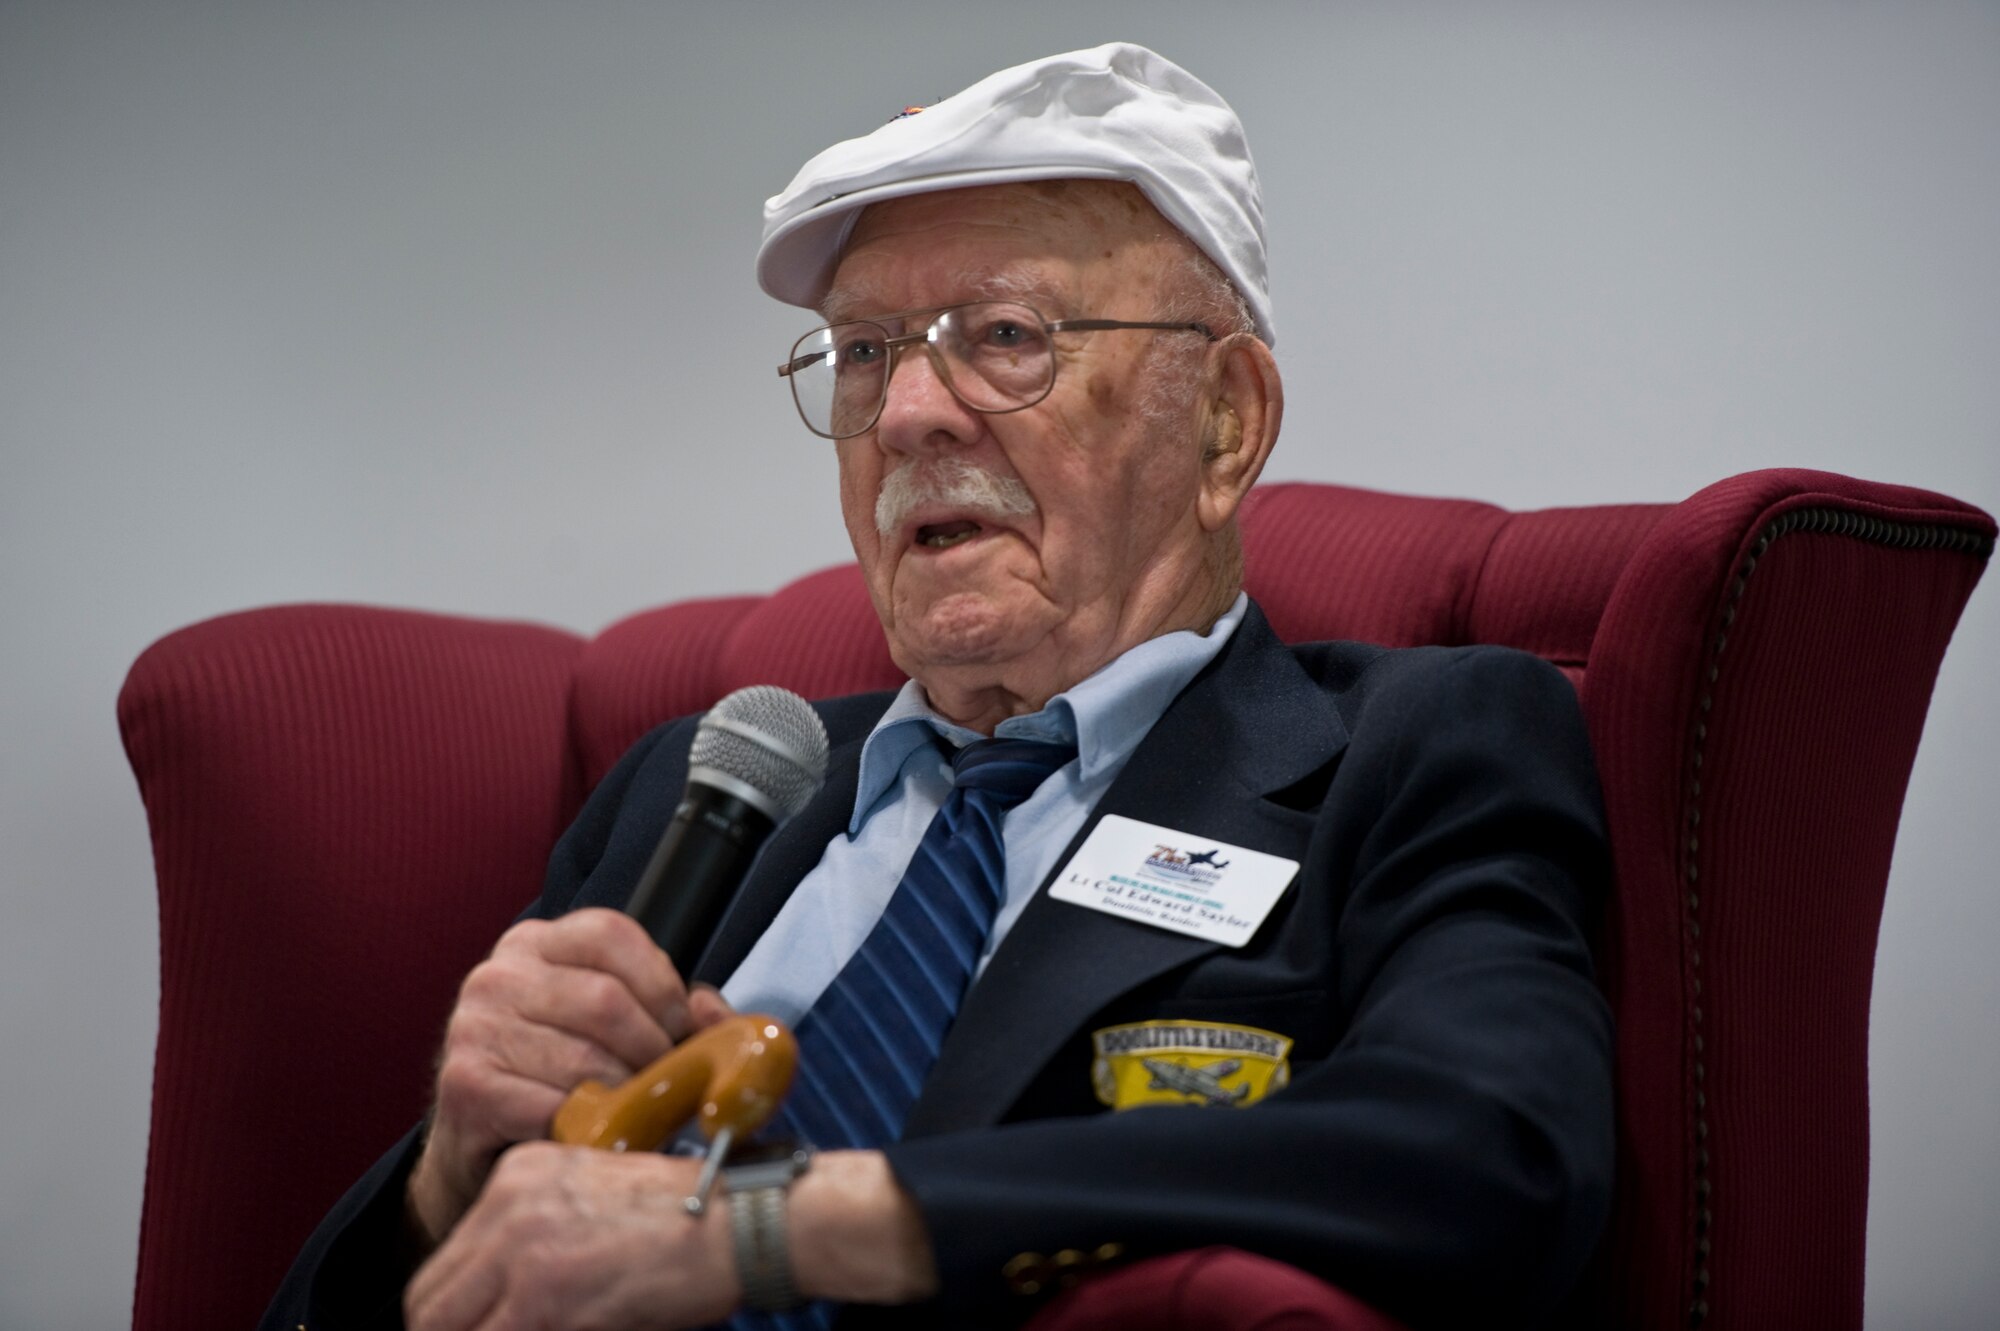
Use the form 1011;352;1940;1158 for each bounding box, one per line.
262;43;1613;1331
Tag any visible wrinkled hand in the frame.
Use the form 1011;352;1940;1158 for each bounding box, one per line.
405;1143;738;1331
407;908;730;1244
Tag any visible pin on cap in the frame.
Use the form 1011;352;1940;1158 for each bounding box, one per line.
756;42;1275;346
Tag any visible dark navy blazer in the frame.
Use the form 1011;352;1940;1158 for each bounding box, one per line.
261;603;1615;1330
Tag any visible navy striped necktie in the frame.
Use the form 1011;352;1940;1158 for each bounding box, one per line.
731;734;1074;1331
774;734;1077;1150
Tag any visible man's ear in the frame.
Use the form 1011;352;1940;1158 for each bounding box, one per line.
1196;335;1284;534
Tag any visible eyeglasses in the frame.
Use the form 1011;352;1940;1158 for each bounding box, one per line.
776;300;1217;440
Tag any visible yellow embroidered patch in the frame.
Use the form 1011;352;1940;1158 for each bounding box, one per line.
1090;1020;1293;1110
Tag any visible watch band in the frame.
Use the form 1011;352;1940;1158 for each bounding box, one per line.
724;1146;813;1313
730;1184;801;1311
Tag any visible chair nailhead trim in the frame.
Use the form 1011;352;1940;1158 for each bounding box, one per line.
1681;506;1991;1327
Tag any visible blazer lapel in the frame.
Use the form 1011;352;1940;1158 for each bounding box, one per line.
904;606;1349;1136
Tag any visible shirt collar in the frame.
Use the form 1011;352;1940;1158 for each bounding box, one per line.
848;593;1249;833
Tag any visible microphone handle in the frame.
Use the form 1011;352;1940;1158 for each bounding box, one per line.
624;784;777;966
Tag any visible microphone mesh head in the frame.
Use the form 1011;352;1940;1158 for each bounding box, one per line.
688;685;829;821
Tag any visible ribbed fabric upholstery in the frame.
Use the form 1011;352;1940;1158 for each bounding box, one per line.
1029;1247;1413;1331
1466;503;1666;668
1239;482;1509;646
119;605;584;1331
714;563;904;699
119;472;1993;1331
573;568;903;790
1577;470;1993;1330
572;595;761;788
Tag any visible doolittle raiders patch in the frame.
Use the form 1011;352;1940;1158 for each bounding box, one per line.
1091;1019;1293;1110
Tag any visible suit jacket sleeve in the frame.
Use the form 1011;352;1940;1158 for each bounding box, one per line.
882;645;1616;1330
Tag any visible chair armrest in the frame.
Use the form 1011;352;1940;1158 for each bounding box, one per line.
1024;1248;1412;1331
1579;469;1993;1327
120;603;584;1331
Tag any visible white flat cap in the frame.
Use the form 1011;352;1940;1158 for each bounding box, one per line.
757;42;1274;345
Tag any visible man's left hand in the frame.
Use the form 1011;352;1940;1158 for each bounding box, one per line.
404;1143;941;1329
403;1143;735;1331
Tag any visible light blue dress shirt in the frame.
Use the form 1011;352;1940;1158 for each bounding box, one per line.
718;594;1248;1027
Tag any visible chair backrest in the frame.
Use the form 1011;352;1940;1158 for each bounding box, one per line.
120;470;1992;1331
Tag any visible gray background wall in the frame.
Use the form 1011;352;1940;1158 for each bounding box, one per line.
2;2;1995;1325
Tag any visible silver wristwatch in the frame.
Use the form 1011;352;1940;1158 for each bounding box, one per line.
723;1145;814;1312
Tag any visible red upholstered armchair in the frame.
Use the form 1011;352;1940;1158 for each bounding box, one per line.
119;469;1991;1331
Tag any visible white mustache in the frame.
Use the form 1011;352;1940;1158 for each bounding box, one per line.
875;458;1037;537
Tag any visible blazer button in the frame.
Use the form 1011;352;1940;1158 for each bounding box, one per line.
1003;1251;1050;1296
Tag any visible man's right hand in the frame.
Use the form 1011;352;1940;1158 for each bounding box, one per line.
406;908;712;1247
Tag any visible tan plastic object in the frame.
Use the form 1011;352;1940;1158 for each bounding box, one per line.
550;1013;798;1153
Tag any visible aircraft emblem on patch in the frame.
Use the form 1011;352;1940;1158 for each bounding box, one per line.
1091;1019;1293;1110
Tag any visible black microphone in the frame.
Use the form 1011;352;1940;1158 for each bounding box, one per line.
624;685;829;966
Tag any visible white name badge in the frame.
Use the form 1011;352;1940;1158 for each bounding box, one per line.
1048;815;1299;948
